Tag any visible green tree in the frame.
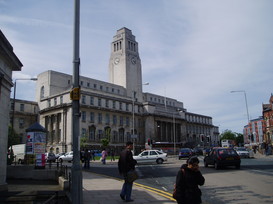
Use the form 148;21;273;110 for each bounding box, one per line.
220;129;236;141
80;135;88;150
234;133;244;146
101;138;109;147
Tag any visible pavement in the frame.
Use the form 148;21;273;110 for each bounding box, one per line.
4;152;272;204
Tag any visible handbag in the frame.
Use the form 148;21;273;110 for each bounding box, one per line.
126;170;138;183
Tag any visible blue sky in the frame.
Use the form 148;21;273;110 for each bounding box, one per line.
1;0;273;134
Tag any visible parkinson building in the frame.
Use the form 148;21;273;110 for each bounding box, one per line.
36;28;218;154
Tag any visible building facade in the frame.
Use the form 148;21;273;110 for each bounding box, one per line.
36;28;219;154
262;94;273;145
0;30;23;191
243;116;265;144
10;99;39;143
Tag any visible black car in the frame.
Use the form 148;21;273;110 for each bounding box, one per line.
178;148;192;160
204;148;241;169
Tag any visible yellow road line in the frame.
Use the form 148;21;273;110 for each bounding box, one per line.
89;171;176;202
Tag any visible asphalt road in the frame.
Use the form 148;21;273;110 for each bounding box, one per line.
87;155;273;204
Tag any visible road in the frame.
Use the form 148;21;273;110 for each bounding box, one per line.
86;155;273;204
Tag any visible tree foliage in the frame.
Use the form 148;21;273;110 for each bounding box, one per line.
220;130;236;141
101;138;109;147
220;130;244;146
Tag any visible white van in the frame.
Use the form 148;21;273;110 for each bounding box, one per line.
11;144;26;164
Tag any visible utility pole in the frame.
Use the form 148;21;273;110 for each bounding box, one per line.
71;0;82;203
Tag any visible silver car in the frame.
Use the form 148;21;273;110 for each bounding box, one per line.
58;151;73;162
133;150;167;164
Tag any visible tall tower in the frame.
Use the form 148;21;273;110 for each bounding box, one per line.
109;28;143;102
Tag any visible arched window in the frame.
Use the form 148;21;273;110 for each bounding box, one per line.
40;86;45;99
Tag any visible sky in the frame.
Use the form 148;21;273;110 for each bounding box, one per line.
1;0;273;134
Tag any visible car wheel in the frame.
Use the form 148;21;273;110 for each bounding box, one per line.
214;162;220;170
156;158;163;164
204;160;208;167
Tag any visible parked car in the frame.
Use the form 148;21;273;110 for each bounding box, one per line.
55;152;65;159
133;150;167;164
235;147;250;158
58;151;73;162
204;148;241;169
203;148;211;156
192;147;203;156
178;148;192;160
45;152;56;162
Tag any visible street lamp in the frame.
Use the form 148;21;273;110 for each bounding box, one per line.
11;78;37;144
173;109;183;156
231;90;250;143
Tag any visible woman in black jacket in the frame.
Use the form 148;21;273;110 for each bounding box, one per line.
175;156;205;204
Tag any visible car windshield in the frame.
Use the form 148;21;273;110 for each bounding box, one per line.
218;149;237;155
237;148;247;151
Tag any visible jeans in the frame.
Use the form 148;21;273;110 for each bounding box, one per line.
120;179;133;201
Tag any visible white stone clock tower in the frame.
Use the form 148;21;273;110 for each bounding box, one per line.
109;28;143;102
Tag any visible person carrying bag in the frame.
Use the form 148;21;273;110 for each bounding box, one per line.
118;141;137;202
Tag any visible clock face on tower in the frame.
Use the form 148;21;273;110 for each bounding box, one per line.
131;57;136;64
114;57;120;65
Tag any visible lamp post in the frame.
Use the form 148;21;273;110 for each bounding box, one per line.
173;109;182;156
132;82;149;154
231;90;250;143
11;78;37;144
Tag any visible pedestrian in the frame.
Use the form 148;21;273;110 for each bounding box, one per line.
110;149;115;161
174;156;205;204
101;148;108;164
118;141;137;202
83;149;91;169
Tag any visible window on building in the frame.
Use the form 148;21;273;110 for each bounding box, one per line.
113;115;117;125
106;87;109;92
98;98;101;107
40;86;45;99
94;84;97;89
48;99;51;108
82;128;87;137
20;104;24;112
87;82;90;87
19;118;24;128
98;130;103;140
68;80;70;84
113;101;116;109
60;96;63;104
80;81;83;86
119;116;123;126
112;88;114;93
89;126;96;141
98;113;102;124
106;114;110;125
90;112;95;123
100;85;103;90
54;98;57;106
90;96;94;105
119;102;123;110
82;95;86;104
126;103;129;111
106;99;109;108
82;111;86;122
126;117;130;126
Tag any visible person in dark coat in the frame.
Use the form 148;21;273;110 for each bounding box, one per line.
175;156;205;204
118;141;137;202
